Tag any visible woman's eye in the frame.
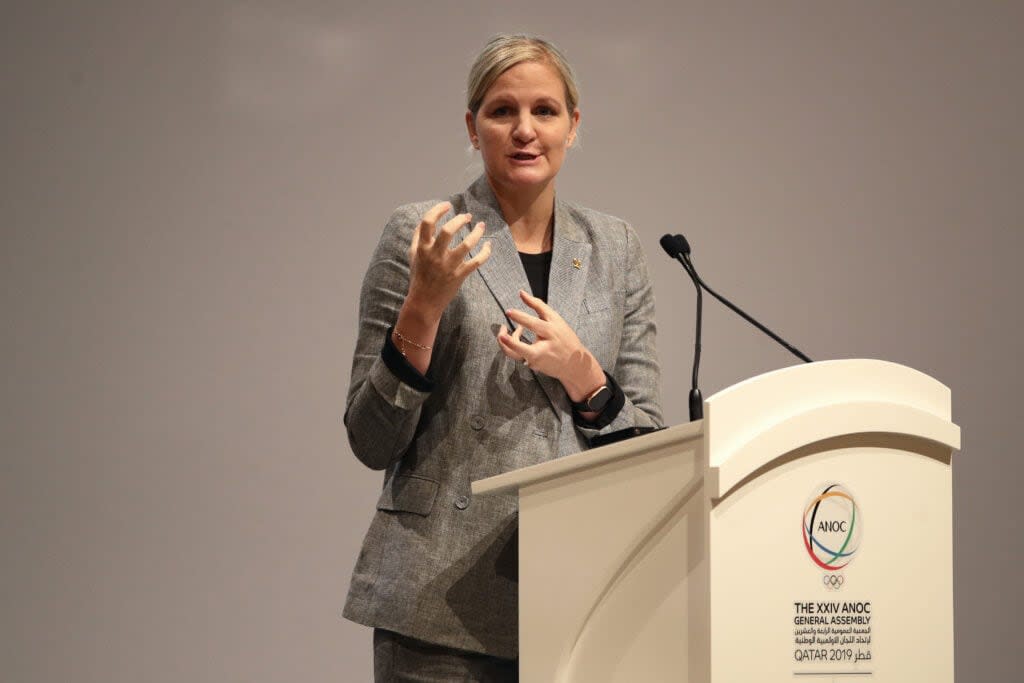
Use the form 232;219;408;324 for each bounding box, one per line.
491;106;511;116
536;106;556;116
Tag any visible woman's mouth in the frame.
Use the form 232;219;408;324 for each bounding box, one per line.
509;152;540;163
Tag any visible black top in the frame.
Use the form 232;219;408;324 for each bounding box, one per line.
518;250;553;302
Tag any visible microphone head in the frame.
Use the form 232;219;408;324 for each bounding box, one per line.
673;234;692;255
659;234;682;258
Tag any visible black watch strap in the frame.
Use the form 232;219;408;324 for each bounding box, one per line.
571;383;613;413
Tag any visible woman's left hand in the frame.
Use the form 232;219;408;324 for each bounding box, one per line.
497;290;606;403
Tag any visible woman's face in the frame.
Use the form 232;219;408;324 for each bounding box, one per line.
466;60;580;194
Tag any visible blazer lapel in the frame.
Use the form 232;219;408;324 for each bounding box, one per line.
530;198;592;417
462;177;593;421
546;199;591;338
462;176;532;323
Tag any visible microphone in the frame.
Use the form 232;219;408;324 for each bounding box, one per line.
673;233;813;364
659;234;705;421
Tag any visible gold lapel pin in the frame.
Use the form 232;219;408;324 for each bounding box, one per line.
572;258;582;270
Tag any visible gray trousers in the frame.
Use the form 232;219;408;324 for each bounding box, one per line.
373;629;519;683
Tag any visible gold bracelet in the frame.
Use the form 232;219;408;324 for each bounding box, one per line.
394;329;432;357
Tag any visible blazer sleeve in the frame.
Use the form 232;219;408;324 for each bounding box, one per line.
574;222;664;439
344;204;432;470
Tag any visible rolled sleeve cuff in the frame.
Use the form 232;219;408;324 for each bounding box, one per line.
380;325;435;393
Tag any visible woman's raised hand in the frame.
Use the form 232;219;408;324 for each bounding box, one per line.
393;202;491;374
497;290;606;403
406;201;492;318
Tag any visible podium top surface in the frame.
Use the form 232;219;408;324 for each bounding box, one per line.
705;358;960;498
472;421;703;497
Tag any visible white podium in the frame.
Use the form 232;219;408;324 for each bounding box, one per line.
472;360;961;682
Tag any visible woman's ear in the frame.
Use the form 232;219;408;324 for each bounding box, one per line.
566;108;581;147
465;110;479;149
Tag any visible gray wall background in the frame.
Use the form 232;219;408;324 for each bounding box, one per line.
3;1;1021;681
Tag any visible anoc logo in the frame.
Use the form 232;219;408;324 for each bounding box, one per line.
802;484;862;571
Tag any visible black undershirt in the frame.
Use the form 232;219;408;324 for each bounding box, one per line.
518;250;553;302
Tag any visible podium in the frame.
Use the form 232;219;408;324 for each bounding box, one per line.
472;360;960;682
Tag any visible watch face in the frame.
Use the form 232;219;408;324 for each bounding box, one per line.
588;385;612;412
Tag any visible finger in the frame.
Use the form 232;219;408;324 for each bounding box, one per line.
453;221;486;257
498;326;531;361
435;213;473;250
519;289;556;321
409;224;420;257
497;322;526;344
506;308;551;336
497;337;522;362
455;238;492;277
497;324;524;361
418;201;452;245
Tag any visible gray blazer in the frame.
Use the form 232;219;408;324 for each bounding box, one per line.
342;175;663;658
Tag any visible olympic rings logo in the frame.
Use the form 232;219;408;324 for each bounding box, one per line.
823;574;845;590
802;483;862;572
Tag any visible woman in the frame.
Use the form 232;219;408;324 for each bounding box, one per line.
343;34;663;681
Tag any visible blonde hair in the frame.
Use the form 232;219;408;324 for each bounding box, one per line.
466;34;580;117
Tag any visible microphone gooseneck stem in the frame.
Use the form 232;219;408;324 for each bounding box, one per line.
672;253;705;420
683;253;813;364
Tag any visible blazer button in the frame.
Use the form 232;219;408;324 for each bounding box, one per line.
454;495;470;510
469;416;485;431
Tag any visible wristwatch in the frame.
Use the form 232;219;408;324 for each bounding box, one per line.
571;383;612;413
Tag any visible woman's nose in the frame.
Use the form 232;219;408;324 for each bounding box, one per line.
512;113;536;142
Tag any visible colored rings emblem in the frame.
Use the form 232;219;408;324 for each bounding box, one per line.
802;484;862;571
